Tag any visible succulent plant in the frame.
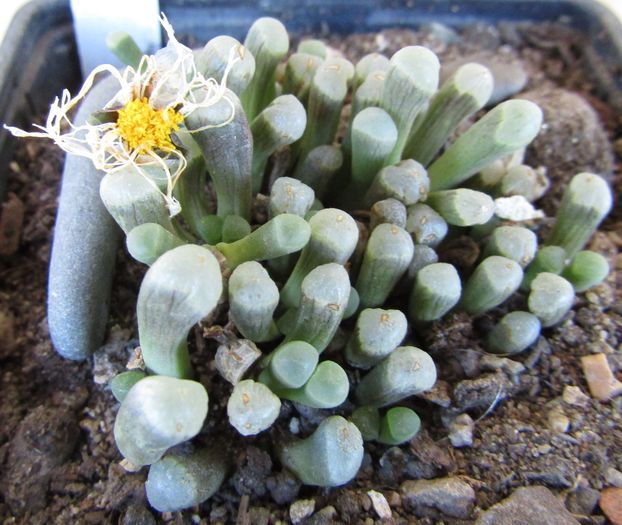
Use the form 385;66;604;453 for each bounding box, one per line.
279;416;364;487
114;375;209;466
546;172;612;258
6;13;614;513
486;311;542;355
345;308;408;368
146;445;228;512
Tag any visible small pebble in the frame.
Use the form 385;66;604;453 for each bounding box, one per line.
289;417;301;434
334;490;366;518
534;444;552;456
368;490;392;519
416;379;452;407
448;413;474;447
600;488;622;525
480;354;526;379
524;458;574;488
386;490;401;507
605;468;622;488
378;446;406;486
453;373;512;412
563;385;590;407
126;346;145;370
290;499;315;524
361;490;372;511
306;505;336;525
581;353;622;401
565;483;600;515
475;486;580;525
401;477;475;519
119;458;141;472
266;470;301;505
547;405;570;433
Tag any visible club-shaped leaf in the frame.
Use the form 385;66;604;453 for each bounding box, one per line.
114;376;208;466
279;416;364;487
137;245;223;378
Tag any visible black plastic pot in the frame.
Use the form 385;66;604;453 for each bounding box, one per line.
1;0;621;358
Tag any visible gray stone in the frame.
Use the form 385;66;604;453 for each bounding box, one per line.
453;372;513;412
48;75;122;360
475;486;581;525
306;505;337;525
378;446;407;485
605;467;622;488
524;456;575;488
480;354;526;379
565;484;600;515
266;469;301;505
406;431;455;479
400;477;475;519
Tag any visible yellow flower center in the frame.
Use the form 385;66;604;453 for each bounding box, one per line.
116;97;184;153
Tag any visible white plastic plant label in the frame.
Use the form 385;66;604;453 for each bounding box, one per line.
70;0;161;77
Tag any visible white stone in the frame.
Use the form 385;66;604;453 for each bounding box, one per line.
290;499;315;524
547;406;570;433
368;490;392;519
449;413;474;447
562;385;590;406
581;353;622;401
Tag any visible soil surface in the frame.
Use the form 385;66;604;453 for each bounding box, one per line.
1;20;621;525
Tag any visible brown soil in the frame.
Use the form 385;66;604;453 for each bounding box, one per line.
0;21;621;525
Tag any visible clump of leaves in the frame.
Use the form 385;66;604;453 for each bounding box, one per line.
7;15;613;513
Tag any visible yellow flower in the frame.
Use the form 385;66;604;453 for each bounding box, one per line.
4;14;239;217
116;98;184;152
